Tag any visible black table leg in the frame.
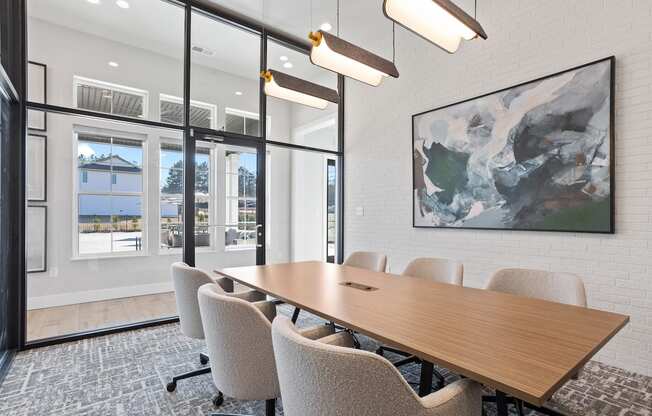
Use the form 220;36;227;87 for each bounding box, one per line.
418;361;434;397
496;391;509;416
291;307;301;323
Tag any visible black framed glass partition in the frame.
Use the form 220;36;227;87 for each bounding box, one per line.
21;0;344;347
266;145;340;265
266;38;339;152
24;0;186;343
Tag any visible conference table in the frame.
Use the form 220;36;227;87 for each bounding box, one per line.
215;261;629;416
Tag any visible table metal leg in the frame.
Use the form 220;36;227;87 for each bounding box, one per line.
418;361;434;397
484;392;567;416
496;391;509;416
291;307;301;323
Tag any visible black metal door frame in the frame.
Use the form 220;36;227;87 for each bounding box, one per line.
191;130;267;265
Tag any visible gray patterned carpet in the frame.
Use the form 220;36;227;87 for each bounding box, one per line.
1;306;650;416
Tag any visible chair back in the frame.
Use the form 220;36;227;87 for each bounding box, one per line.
171;261;222;339
343;251;387;272
402;257;464;286
272;315;425;416
486;268;587;307
198;283;280;401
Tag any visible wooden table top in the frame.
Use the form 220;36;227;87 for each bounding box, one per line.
215;261;629;406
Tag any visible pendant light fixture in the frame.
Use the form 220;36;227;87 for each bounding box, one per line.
259;0;338;110
261;70;339;110
383;0;487;53
308;0;399;86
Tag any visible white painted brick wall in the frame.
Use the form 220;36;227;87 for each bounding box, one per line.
343;0;652;376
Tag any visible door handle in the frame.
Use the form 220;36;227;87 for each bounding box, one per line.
256;224;263;248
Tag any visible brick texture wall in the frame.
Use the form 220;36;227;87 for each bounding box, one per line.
344;0;652;376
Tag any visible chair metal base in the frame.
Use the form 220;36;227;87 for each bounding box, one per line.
166;366;211;392
200;352;210;365
210;398;276;416
166;353;212;392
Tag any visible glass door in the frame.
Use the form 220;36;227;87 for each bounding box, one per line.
193;133;264;273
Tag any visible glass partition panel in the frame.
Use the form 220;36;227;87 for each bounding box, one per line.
25;112;182;341
266;40;338;151
266;145;338;264
26;0;184;122
191;11;261;135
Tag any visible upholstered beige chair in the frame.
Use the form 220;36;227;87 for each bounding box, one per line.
343;251;388;272
198;283;353;415
166;262;265;393
485;268;587;307
403;257;464;286
483;268;587;415
378;257;465;389
272;315;482;416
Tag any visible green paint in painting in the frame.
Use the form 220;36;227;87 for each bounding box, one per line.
424;142;470;205
536;198;611;232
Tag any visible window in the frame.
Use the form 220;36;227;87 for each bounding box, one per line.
224;108;270;136
159;142;211;250
73;76;149;119
326;158;336;263
76;132;144;256
225;149;257;249
159;94;217;129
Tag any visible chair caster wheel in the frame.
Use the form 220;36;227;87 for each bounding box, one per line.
166;382;177;392
213;391;224;407
200;355;209;365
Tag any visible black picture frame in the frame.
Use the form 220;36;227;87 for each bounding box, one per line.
26;133;46;202
26;205;47;273
27;61;46;131
412;56;615;234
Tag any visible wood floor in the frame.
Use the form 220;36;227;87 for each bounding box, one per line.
26;292;178;341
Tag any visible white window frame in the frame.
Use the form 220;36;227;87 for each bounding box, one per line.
72;125;148;259
73;76;149;119
225;107;271;136
159;93;218;130
157;137;216;255
223;144;260;252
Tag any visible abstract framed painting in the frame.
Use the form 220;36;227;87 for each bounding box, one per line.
412;57;614;233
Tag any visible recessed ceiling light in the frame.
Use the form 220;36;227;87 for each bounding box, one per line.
283;62;293;69
108;61;119;67
320;22;332;31
87;0;101;4
235;91;243;96
279;55;288;62
115;0;129;9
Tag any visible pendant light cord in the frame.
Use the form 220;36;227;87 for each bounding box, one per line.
474;0;477;19
336;0;340;37
392;22;396;64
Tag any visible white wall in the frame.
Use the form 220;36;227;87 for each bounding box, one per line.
344;0;652;376
26;18;297;308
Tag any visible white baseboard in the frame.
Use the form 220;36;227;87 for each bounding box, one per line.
27;282;174;310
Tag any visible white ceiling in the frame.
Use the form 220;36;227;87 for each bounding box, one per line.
27;0;342;83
